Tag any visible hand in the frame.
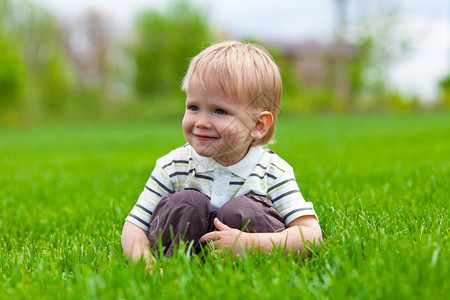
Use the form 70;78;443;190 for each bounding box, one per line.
200;218;249;256
146;259;164;276
121;221;163;275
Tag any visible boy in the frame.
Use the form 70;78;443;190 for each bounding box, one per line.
121;41;321;270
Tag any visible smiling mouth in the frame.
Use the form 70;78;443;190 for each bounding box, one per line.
194;134;218;141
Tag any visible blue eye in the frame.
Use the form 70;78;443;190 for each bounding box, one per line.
189;105;199;111
215;109;227;115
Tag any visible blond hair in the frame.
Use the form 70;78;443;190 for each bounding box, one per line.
181;40;282;146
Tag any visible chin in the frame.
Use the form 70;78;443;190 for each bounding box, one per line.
192;145;216;158
197;150;217;158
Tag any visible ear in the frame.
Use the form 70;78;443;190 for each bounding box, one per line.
249;111;273;140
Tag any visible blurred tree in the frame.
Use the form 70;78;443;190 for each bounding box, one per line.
438;73;450;107
329;0;411;109
128;0;213;100
60;11;115;97
265;0;411;113
0;31;24;108
332;0;351;107
22;7;73;111
0;0;74;119
0;0;24;108
345;1;410;106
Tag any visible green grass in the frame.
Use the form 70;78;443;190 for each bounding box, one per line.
1;111;449;299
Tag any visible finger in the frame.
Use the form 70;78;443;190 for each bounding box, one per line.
214;218;231;231
210;249;222;258
147;262;163;276
200;231;220;243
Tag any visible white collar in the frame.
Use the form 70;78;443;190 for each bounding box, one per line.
191;146;265;178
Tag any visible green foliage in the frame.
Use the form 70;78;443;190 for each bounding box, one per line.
0;0;75;123
438;73;450;107
0;33;24;107
129;0;213;100
0;112;449;299
39;53;73;111
345;3;411;105
20;5;73;111
275;1;413;112
0;0;25;108
0;0;443;125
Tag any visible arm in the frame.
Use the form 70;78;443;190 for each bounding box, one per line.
121;221;160;273
122;158;174;271
200;215;322;257
253;215;322;255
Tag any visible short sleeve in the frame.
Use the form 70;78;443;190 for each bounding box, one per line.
268;169;318;226
125;161;174;231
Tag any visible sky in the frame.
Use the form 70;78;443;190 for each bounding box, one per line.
31;0;450;101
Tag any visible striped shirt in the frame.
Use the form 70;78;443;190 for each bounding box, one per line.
126;144;317;231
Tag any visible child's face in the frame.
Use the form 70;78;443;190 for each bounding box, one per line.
182;79;258;166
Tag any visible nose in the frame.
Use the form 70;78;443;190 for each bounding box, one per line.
195;113;212;129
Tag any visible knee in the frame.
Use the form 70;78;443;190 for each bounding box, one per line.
216;195;284;232
216;196;252;230
153;190;213;223
159;190;210;209
148;190;215;249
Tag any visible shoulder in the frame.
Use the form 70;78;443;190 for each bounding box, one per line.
260;148;293;171
257;148;294;178
155;144;192;169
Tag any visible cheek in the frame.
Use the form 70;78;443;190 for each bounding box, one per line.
182;113;190;127
218;120;247;142
181;114;192;135
215;119;232;135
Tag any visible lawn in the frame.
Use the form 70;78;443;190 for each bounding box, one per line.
0;111;448;299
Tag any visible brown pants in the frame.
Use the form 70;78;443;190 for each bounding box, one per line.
147;190;285;256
